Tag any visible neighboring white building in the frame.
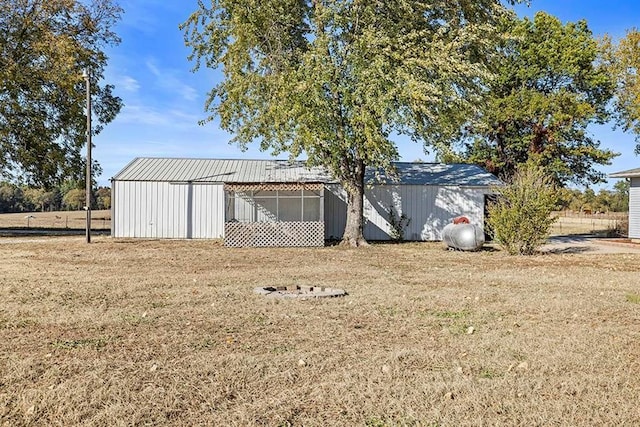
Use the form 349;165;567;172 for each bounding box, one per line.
111;158;501;246
610;167;640;241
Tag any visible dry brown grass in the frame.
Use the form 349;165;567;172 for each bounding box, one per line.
1;238;639;426
0;210;111;230
551;212;628;236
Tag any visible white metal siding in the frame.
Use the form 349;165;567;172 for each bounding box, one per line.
630;178;640;239
324;184;487;241
113;181;224;239
114;179;489;241
190;183;226;239
324;184;347;240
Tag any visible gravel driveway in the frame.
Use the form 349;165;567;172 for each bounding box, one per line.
541;235;640;254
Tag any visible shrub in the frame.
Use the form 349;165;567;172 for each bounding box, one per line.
487;163;559;255
614;217;629;237
388;206;411;241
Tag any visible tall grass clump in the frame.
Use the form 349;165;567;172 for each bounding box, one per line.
487;163;559;255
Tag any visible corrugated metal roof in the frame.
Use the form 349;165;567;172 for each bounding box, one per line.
112;158;333;183
112;158;501;187
610;167;640;178
372;162;502;187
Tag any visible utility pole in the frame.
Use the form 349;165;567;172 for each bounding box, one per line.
83;69;92;243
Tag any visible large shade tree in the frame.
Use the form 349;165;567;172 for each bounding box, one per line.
457;12;616;186
182;0;521;246
0;0;123;188
606;29;640;153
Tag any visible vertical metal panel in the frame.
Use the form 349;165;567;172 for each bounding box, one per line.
122;181;132;237
166;183;187;238
114;178;489;241
144;182;153;237
418;186;484;240
191;184;204;237
114;181;164;238
630;178;640;239
319;187;325;226
157;181;167;238
113;181;225;239
323;184;487;241
190;184;225;239
113;180;136;237
135;181;145;237
110;182;115;237
362;185;391;240
121;181;134;237
113;181;124;237
324;184;347;240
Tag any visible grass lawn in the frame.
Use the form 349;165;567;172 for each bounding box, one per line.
1;237;639;426
0;210;111;231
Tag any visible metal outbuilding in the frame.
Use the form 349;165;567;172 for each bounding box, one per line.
610;167;640;241
111;158;501;246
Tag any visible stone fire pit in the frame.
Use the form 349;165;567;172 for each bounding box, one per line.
254;285;347;299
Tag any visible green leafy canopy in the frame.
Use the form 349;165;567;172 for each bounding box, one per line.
604;29;640;153
0;0;123;188
182;0;524;244
459;12;617;186
487;161;559;255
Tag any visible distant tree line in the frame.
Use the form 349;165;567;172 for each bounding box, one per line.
0;182;110;213
557;180;629;214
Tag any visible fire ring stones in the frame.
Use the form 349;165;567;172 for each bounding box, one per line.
254;285;347;299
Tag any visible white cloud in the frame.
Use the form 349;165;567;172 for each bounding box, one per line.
119;75;140;92
117;0;168;36
115;104;206;129
146;59;198;102
118;104;171;126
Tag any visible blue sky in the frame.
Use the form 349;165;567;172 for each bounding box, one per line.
96;0;640;187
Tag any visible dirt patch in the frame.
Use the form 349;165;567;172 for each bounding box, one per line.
541;235;640;254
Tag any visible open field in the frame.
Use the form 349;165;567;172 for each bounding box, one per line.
1;237;639;426
550;212;628;237
0;210;111;231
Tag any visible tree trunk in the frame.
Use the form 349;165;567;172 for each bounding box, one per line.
340;159;368;247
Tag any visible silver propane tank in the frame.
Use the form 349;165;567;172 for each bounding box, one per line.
441;217;485;251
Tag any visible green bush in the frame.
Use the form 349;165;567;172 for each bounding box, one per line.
487;163;559;255
388;206;411;241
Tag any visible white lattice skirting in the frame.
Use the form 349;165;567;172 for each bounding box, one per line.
224;221;325;247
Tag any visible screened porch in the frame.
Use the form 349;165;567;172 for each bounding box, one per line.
223;183;325;247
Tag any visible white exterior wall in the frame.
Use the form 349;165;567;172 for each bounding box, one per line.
112;181;224;239
112;180;488;241
324;185;347;240
630;178;640;239
324;184;488;241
